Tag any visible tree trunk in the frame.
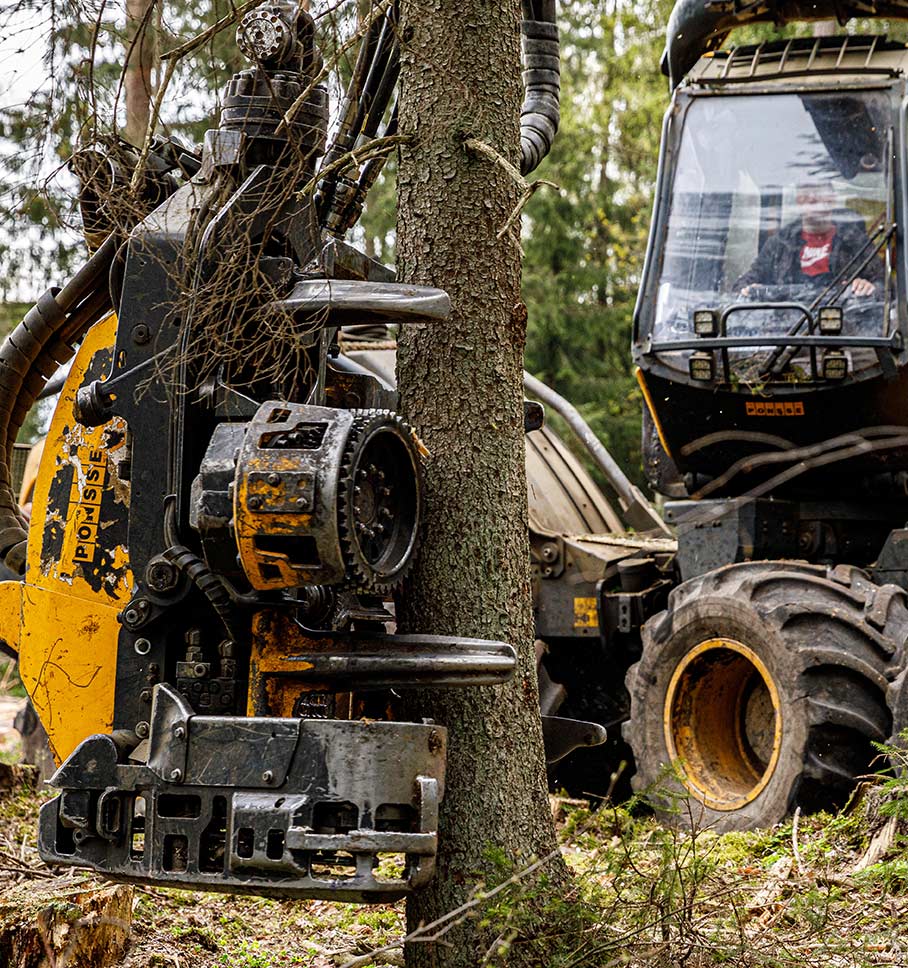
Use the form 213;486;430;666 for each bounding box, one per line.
395;3;569;966
123;0;156;147
0;882;133;967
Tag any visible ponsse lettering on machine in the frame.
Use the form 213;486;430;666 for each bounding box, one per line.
745;400;806;417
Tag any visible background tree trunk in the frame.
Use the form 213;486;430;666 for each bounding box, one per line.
123;0;156;147
395;2;568;966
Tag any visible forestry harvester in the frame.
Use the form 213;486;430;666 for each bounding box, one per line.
622;0;908;830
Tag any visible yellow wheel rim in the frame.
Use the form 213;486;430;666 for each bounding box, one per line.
664;637;783;811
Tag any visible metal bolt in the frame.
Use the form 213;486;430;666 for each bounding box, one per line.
132;324;151;345
140;689;152;702
170;769;183;782
135;721;149;738
262;770;274;783
123;608;140;626
380;507;393;519
134;637;151;655
267;472;280;486
541;544;558;562
173;725;186;740
296;496;308;508
148;663;160;675
193;663;208;677
248;495;263;509
146;560;178;592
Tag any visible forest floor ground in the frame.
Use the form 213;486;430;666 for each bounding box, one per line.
2;662;908;968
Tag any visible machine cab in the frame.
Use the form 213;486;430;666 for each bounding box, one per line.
634;35;908;497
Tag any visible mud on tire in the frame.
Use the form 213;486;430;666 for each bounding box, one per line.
624;562;908;831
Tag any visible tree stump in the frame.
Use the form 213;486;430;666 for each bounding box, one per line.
0;882;133;968
13;701;57;783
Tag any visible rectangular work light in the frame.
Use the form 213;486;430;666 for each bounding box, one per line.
689;351;715;382
818;306;843;335
693;309;719;336
822;350;848;380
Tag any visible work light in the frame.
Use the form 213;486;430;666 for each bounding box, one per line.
689;351;715;382
822;350;848;380
818;306;843;335
693;309;719;336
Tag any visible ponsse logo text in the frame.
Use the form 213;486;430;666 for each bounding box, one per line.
745;400;805;417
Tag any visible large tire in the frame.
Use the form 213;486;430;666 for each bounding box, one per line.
624;561;908;831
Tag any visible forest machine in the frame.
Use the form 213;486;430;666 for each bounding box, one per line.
10;0;908;904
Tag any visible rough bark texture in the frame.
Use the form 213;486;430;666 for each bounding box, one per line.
0;883;133;967
395;2;568;965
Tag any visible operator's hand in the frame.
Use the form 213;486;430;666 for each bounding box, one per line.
740;285;754;296
851;278;875;297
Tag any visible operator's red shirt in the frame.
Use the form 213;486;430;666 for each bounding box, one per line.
799;227;836;277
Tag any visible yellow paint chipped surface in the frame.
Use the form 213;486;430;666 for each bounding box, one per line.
0;314;131;763
573;596;599;629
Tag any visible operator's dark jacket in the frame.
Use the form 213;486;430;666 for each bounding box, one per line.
734;218;884;290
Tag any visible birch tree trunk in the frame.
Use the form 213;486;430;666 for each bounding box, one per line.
123;0;156;147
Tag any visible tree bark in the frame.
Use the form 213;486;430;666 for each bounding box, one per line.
0;883;132;967
395;2;569;966
123;0;157;147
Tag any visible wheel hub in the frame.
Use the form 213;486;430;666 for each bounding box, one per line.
664;637;782;811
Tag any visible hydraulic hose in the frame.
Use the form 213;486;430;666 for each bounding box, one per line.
524;370;671;535
520;0;560;175
162;544;243;641
0;233;117;573
318;1;562;230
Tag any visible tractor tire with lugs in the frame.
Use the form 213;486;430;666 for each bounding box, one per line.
623;561;908;831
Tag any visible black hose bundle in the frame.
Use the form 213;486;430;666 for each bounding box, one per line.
161;544;242;641
520;0;560;175
0;234;117;574
318;1;561;232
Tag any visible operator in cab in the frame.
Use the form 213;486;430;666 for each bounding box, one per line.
735;181;882;297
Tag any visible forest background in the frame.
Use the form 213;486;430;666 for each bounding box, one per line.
0;0;674;487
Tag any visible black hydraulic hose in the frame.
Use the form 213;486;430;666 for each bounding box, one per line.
0;233;117;573
316;11;387;221
318;2;561;231
354;106;398;201
361;43;399;142
162;544;243;641
520;0;560;175
161;497;243;641
355;12;397;135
